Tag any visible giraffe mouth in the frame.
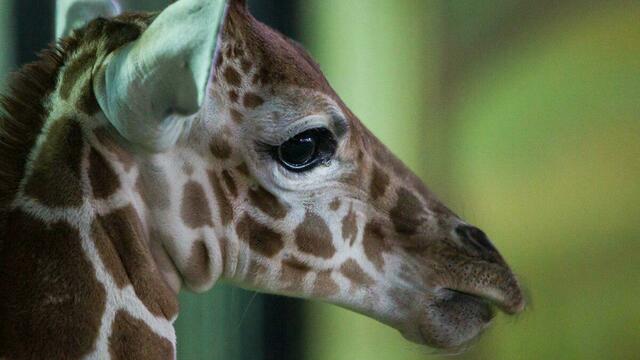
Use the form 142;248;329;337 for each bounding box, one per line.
442;285;526;315
400;279;526;349
402;289;498;350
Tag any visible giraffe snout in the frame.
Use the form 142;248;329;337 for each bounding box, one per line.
432;225;527;316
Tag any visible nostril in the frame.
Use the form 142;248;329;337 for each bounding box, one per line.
455;225;497;253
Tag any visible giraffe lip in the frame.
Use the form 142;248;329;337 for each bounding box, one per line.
401;289;496;349
440;288;497;323
441;284;526;315
443;278;526;315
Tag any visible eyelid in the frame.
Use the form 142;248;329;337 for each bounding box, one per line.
283;115;330;141
253;112;347;153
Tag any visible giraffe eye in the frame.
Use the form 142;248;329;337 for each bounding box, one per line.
276;128;336;172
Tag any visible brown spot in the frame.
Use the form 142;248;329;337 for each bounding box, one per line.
181;181;214;229
370;166;389;200
230;108;244;123
77;80;100;115
0;211;106;358
228;90;239;103
23;118;84;207
241;59;252;73
89;147;120;199
341;205;358;246
329;198;341;211
210;136;232;159
236;214;284;257
234;44;245;58
208;171;234;225
94;206;179;318
100;19;144;53
248;186;287;220
363;221;389;271
313;271;339;297
223;66;242;87
136;164;171;210
182;239;213;289
390;188;424;236
295;212;336;259
93;220;128;289
280;258;311;292
282;257;312;273
109;310;174;360
252;69;264;85
94;128;135;171
243;92;264;109
340;259;374;287
236;163;250;177
221;170;238;198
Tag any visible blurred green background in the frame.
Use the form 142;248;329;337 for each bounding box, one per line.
300;1;640;359
2;1;639;359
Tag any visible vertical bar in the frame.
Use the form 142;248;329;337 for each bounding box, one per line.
0;0;15;88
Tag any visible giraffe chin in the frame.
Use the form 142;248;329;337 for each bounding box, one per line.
399;290;497;351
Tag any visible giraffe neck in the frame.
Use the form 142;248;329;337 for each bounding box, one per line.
0;15;184;358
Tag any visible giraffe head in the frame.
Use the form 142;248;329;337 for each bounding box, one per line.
86;0;526;350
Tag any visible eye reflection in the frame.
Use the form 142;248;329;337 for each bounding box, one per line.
274;128;336;172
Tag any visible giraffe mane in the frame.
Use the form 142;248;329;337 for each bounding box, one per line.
0;36;81;224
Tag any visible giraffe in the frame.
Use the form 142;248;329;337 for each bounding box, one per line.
0;0;526;358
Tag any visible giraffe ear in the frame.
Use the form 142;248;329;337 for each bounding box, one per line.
56;0;121;38
93;0;229;151
56;1;178;38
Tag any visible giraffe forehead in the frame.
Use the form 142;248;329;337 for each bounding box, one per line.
218;6;333;94
207;6;350;134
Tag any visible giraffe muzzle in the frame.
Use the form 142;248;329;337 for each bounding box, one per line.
402;265;526;350
397;227;527;349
